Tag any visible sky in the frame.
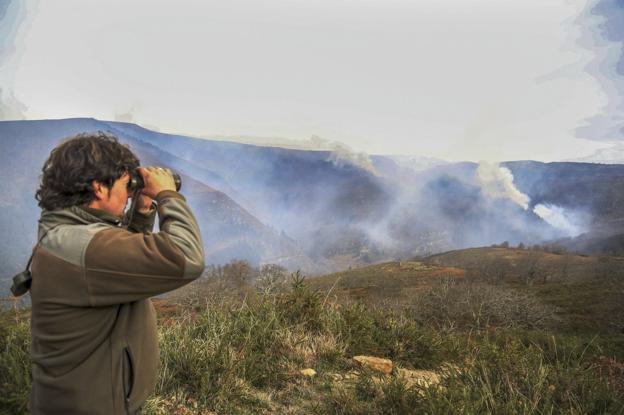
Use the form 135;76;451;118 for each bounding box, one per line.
0;0;622;162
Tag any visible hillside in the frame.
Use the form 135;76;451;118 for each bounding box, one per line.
308;261;465;305
309;247;624;333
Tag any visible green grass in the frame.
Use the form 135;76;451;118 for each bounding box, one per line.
0;311;30;415
1;268;623;414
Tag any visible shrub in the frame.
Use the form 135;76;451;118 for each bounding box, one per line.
334;302;447;369
411;278;560;330
0;311;31;414
277;271;325;332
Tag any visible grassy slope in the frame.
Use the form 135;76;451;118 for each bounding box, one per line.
429;247;624;334
308;261;465;306
2;247;624;414
310;247;624;334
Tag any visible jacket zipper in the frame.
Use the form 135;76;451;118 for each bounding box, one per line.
122;347;135;414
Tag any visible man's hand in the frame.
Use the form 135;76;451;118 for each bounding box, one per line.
138;167;177;199
135;194;154;214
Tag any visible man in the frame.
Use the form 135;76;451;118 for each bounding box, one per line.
29;132;205;414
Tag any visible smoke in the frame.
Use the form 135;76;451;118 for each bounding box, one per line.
114;106;138;123
475;162;529;209
309;135;378;176
0;87;27;120
113;106;164;132
533;204;584;237
475;162;587;238
183;132;379;175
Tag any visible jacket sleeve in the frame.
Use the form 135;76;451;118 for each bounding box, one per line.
83;191;205;306
125;202;157;234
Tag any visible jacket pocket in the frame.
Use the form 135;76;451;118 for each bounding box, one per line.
122;347;135;405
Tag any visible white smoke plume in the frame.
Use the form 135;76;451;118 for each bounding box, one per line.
475;162;586;237
475;162;529;209
533;204;585;237
310;135;378;176
114;106;138;123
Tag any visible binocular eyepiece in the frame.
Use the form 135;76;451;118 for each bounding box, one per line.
129;168;182;192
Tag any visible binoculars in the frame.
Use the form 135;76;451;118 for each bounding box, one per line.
129;168;182;192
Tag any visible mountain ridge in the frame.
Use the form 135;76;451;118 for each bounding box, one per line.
3;118;624;291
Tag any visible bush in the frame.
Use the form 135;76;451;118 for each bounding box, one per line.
156;297;293;413
277;271;325;332
334;303;447;369
411;278;560;330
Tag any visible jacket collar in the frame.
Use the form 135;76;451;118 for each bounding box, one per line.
80;206;124;226
39;206;123;234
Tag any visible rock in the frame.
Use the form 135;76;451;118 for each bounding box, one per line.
300;368;317;377
353;355;393;375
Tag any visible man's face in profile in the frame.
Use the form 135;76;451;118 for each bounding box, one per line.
93;173;131;217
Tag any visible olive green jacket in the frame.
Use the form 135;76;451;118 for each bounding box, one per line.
29;190;204;415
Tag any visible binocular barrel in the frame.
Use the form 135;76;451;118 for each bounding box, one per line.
129;169;182;192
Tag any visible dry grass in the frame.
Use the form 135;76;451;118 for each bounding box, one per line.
2;252;624;414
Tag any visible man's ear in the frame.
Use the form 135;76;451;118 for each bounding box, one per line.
91;180;107;201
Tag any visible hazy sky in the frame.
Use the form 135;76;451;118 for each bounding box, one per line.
1;0;621;161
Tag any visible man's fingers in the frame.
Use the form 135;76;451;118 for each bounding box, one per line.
144;166;171;175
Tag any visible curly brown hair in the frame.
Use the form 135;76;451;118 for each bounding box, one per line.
35;132;140;210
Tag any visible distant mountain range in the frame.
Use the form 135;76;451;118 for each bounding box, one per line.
2;118;624;290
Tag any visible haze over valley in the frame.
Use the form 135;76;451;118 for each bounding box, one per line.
2;118;624;290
